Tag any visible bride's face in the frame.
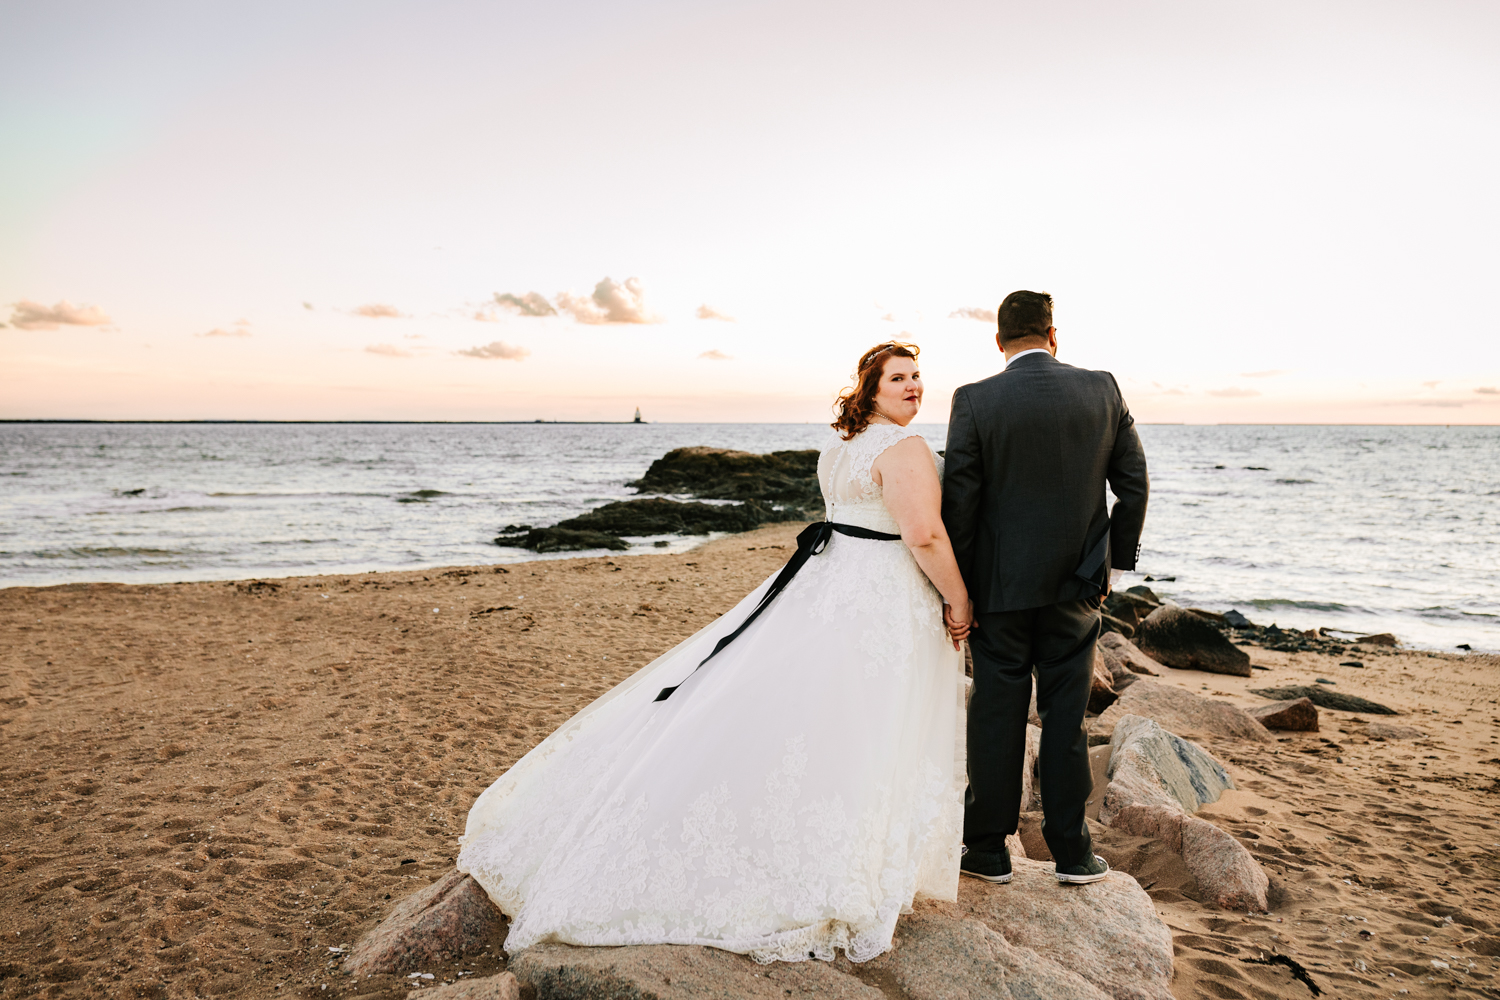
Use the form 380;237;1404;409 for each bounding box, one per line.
872;357;922;426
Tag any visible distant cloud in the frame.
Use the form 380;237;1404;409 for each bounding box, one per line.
353;303;403;319
556;277;661;325
1240;369;1291;379
698;349;733;361
950;306;997;324
457;340;529;360
1412;399;1464;408
493;292;557;318
303;301;315;310
1422;380;1440;388
1477;387;1499;395
696;305;735;322
365;343;412;357
1207;387;1261;398
880;313;895;322
199;327;251;338
473;310;500;323
9;299;113;330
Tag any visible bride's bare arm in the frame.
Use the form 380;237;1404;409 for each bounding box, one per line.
872;436;972;645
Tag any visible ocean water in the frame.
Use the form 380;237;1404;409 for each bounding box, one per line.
1;422;1495;651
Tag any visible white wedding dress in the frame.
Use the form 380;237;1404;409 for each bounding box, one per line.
457;423;966;963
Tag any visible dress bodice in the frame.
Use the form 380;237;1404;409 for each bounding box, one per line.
817;423;943;533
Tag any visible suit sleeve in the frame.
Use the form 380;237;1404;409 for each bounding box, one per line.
1104;374;1149;571
940;386;984;585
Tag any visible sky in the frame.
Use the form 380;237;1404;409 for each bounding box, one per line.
2;0;1497;423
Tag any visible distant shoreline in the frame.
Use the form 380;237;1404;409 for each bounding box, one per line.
2;420;1497;427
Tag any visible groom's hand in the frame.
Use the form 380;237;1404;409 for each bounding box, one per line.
943;600;974;648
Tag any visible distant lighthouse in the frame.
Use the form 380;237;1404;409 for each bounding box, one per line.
633;407;643;423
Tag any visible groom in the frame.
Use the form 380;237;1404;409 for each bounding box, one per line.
941;290;1149;886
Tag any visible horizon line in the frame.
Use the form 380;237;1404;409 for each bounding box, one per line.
1;419;1497;428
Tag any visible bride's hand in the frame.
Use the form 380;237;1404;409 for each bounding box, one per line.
943;600;973;648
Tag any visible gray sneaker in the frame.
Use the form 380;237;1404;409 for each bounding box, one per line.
1055;854;1110;884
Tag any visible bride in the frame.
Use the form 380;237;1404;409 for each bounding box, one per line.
457;341;974;964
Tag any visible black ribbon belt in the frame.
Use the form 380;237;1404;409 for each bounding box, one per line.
653;520;903;702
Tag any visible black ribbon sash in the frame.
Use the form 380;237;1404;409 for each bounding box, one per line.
653;520;903;702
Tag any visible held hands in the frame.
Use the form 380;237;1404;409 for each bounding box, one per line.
942;598;975;649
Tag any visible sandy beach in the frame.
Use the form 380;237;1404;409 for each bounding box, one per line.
2;522;1498;1000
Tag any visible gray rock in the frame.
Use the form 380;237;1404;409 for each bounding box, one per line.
1353;632;1399;646
1133;606;1252;676
1098;632;1161;677
1020;723;1042;814
1096;679;1274;744
1100;613;1137;638
1364;721;1429;740
1223;609;1255;629
346;871;507;978
509;943;883;1000
1102;716;1235;819
954;857;1176;1000
1107;804;1269;912
1247;685;1399;715
1247;697;1319;731
407;973;520;1000
504;857;1176;1000
1123;585;1162;605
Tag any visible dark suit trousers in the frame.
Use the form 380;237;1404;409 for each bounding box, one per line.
964;599;1100;867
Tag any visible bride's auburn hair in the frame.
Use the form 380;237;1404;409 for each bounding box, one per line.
831;341;920;440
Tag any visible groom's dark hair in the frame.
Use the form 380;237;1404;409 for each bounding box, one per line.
996;290;1053;344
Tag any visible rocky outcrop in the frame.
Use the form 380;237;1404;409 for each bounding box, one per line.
1095;679;1275;744
628;447;823;515
1100;716;1268;912
1248;697;1319;731
1101;716;1235;818
496;497;801;552
1249;685;1399;715
1133;606;1252;676
345;871;507;978
503;859;1174;1000
407;974;520;1000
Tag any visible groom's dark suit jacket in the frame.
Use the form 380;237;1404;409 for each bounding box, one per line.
942;351;1149;614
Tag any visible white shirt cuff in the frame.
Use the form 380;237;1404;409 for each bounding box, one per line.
1109;568;1125;586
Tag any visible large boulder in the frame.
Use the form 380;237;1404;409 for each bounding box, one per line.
1095;679;1274;744
1101;716;1235;818
509;943;883;999
407;974;520;1000
1248;697;1319;731
495;498;801;552
346;871;507;977
1098;717;1267;912
1248;685;1399;715
1107;804;1269;912
506;859;1175;1000
1099;632;1160;679
1364;721;1428;740
1133;606;1252;676
954;858;1175;1000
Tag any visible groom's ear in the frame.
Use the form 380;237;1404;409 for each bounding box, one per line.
1047;326;1058;355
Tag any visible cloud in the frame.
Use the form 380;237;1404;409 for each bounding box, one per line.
698;349;733;361
1422;380;1441;389
303;301;315;310
199;327;251;338
1411;399;1465;408
1477;387;1498;395
9;299;113;330
473;310;500;323
457;340;529;360
493;292;557;318
880;313;894;322
949;306;997;324
365;343;413;357
353;303;403;319
1240;369;1291;379
1207;387;1261;398
555;277;661;324
696;304;735;322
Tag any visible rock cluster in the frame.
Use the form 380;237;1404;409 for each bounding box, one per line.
628;446;823;514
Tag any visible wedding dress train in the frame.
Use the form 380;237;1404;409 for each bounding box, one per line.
457;423;965;963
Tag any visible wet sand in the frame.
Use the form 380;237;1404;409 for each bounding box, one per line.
1;522;1497;999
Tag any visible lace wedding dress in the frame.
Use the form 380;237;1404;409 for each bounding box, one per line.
457;423;966;963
